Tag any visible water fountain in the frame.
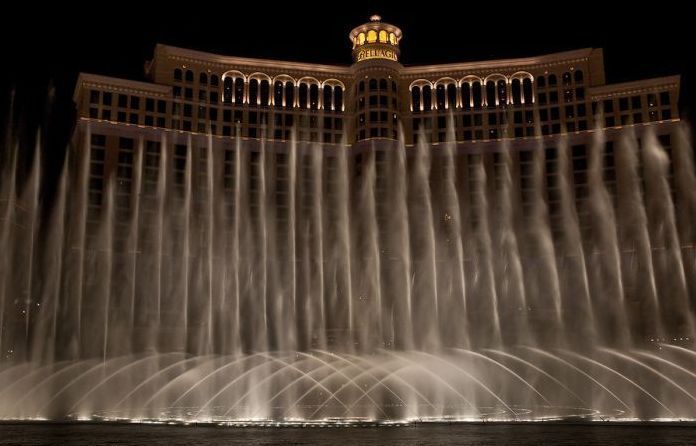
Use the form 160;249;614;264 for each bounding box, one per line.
1;119;696;424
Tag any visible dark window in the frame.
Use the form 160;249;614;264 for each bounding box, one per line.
411;86;421;111
174;69;182;81
89;90;100;104
603;99;613;113
185;70;194;82
548;74;557;86
537;76;546;87
562;72;572;86
461;83;471;109
223;77;233;103
631;96;642;109
335;87;343;110
130;96;140;109
259;80;270;106
199;72;208;84
619;98;629;111
422;85;432;110
118;94;128;108
248;79;259;105
660;91;671;105
511;79;522;105
323;85;333;110
574;70;584;83
145;98;154;111
210;75;219;86
234;78;244;104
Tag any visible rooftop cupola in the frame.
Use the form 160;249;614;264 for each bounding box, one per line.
349;15;403;64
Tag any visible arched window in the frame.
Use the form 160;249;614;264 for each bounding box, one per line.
562;72;572;86
369;79;378;91
309;84;319;110
358;33;366;45
486;81;496;107
298;83;308;108
359;81;365;93
411;86;421;111
447;84;457;109
285;83;294;108
274;81;284;106
511;79;522;105
522;78;533;104
548;74;557;86
537;76;546;88
379;78;387;91
462;83;471;109
472;82;482;108
259;80;270;106
389;33;396;45
379;30;388;43
323;85;333;110
248;79;259;105
210;75;219;86
199;72;208;84
234;78;244;104
574;70;584;83
185;70;194;82
392;81;397;92
335;86;343;111
367;30;377;43
436;84;446;110
497;80;507;106
223;77;233;103
174;69;182;81
422;85;432;111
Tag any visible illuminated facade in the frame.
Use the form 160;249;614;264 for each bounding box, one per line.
71;15;684;242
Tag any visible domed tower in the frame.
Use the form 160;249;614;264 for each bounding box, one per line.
350;15;403;141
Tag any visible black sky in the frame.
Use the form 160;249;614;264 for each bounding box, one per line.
1;1;693;174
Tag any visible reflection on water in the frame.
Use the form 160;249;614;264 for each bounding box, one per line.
1;423;696;446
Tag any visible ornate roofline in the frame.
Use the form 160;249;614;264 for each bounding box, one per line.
400;48;598;77
153;44;353;76
589;75;681;99
73;73;170;102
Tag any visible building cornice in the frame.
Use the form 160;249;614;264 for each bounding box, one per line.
154;44;353;77
400;48;597;78
589;75;681;100
73;73;170;103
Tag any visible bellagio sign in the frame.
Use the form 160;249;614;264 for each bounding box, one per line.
356;47;398;62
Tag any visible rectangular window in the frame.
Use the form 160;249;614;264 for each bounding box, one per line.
603;99;613;113
660;91;671;105
102;92;112;106
145;98;154;112
130;96;140;109
118;94;128;108
89;90;100;104
619;97;629;111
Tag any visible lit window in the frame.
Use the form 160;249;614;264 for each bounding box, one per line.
389;33;396;45
379;30;388;43
367;30;377;43
358;33;366;45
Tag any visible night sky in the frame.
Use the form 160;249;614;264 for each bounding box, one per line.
1;2;692;183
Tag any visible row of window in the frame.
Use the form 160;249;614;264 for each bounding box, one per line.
411;77;535;111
